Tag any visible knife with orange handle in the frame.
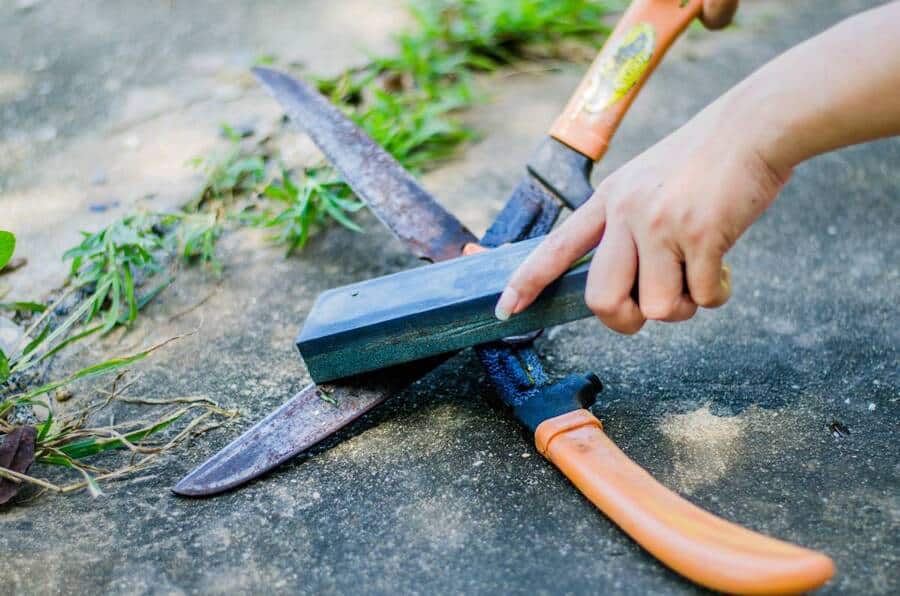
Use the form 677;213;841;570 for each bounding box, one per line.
518;0;836;593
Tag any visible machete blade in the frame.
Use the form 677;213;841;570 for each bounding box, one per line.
252;67;477;263
172;383;386;495
173;359;446;496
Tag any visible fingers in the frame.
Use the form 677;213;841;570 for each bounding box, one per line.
701;0;739;30
637;243;698;322
685;249;731;307
495;197;605;320
585;219;645;334
496;186;733;332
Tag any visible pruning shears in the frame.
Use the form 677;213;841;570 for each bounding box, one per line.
175;1;835;593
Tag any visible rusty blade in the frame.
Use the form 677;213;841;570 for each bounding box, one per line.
172;359;445;496
172;383;389;495
253;67;477;263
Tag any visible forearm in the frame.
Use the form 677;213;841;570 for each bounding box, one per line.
718;2;900;172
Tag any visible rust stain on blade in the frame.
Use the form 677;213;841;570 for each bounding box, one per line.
173;381;392;496
172;358;447;496
252;67;476;263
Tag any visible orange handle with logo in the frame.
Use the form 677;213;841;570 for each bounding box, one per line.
536;410;835;594
550;0;703;160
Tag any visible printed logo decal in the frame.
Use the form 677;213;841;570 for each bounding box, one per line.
581;22;656;113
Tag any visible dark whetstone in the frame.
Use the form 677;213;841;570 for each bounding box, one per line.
297;236;592;383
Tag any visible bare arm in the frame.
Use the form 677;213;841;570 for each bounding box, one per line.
497;2;900;333
741;2;900;170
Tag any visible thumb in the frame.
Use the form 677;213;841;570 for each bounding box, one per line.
701;0;739;30
496;196;606;320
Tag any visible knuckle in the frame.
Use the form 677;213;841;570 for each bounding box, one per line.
608;193;637;219
688;282;711;303
612;317;644;335
585;290;619;318
664;298;698;322
642;298;677;320
705;292;730;309
646;201;669;233
682;210;733;254
683;217;708;248
691;288;721;308
677;206;696;231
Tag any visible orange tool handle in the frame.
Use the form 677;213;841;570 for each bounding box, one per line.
550;0;703;161
536;410;836;595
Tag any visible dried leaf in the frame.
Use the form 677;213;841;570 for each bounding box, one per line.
0;426;37;505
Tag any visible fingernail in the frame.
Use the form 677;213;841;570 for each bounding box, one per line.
495;287;519;321
721;263;731;292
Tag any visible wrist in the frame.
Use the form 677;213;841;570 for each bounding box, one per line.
718;78;803;178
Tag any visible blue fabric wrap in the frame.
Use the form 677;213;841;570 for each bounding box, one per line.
474;178;563;408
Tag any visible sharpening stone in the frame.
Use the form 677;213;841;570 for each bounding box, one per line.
297;235;592;383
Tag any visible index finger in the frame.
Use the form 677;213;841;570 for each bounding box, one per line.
495;196;606;320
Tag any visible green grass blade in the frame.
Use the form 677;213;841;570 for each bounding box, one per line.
124;265;137;323
22;323;51;356
0;347;8;383
57;409;186;459
78;467;104;498
35;323;104;364
322;199;364;233
0;231;15;270
136;276;174;311
0;301;46;314
36;407;54;441
12;332;188;401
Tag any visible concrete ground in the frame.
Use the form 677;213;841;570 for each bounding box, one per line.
1;0;897;594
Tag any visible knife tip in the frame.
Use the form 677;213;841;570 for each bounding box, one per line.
171;476;211;497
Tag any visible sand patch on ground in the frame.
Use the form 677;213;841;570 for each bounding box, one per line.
658;405;746;494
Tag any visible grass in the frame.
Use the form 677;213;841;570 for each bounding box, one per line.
62;214;169;333
246;0;615;253
355;89;474;171
186;124;267;212
255;168;365;255
1;228;234;499
1;0;621;500
0;371;237;497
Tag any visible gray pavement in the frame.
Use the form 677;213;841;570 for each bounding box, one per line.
1;1;898;594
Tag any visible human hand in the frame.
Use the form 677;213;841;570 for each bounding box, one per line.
496;0;900;335
495;94;791;334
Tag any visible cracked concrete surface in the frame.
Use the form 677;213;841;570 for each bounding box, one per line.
1;1;898;594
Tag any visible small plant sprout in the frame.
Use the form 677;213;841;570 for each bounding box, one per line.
186;123;267;211
257;168;365;254
62;214;170;334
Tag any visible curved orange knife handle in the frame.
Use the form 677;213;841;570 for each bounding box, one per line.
550;0;703;160
536;410;835;594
